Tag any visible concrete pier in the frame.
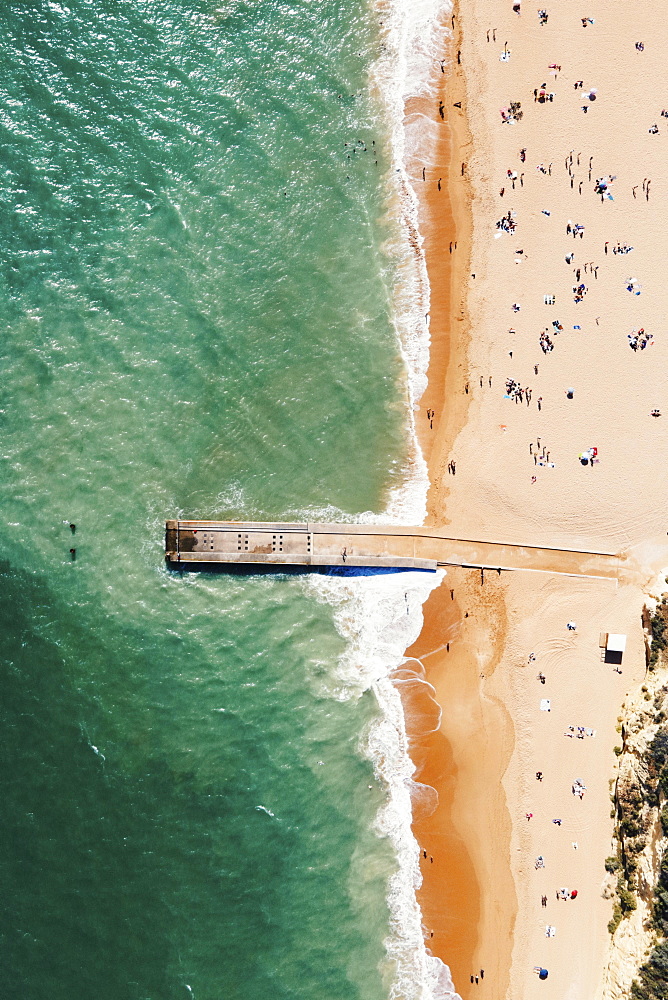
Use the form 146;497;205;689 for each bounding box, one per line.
165;521;624;579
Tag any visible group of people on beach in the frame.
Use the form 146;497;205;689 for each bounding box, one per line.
606;242;633;255
572;282;588;303
500;100;523;123
504;378;533;404
531;441;552;468
538;319;564;354
533;84;555;103
496;210;516;232
572;778;587;799
628;328;653;351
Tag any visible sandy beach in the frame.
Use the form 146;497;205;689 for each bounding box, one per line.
403;0;668;996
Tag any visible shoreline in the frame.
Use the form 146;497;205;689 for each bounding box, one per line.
405;572;515;996
406;5;473;487
398;1;514;994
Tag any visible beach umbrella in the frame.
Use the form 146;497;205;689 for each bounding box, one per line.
539;968;549;980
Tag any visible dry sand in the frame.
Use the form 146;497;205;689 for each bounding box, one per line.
401;0;668;997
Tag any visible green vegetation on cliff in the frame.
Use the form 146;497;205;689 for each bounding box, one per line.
627;601;668;999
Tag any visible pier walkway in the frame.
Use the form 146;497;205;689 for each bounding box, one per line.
165;521;623;580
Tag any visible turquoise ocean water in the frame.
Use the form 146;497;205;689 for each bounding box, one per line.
0;2;455;999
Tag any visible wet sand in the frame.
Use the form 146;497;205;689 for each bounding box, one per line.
406;569;515;998
406;6;472;484
401;2;501;995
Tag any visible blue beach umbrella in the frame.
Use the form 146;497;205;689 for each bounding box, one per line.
539;968;549;980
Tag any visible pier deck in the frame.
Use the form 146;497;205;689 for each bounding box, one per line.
165;521;623;579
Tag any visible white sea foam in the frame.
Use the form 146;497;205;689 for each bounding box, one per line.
306;570;461;1000
365;0;454;526
308;0;463;996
